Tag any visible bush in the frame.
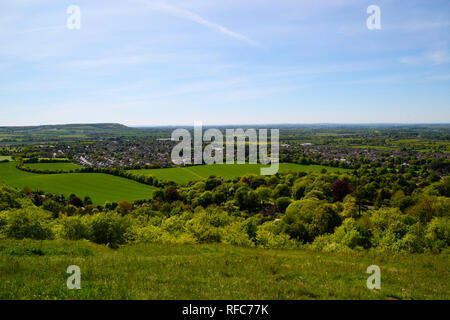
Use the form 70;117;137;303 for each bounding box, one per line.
125;224;163;243
0;185;24;211
392;223;425;253
118;201;132;215
0;208;53;240
328;218;371;249
425;217;450;251
271;184;290;199
276;197;292;213
60;215;90;240
370;207;416;239
221;222;254;247
256;221;295;249
88;212;133;246
281;199;341;242
406;196;449;223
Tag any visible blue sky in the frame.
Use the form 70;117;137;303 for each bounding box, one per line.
0;0;449;126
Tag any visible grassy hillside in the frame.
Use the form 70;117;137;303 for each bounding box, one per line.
0;162;156;204
0;240;448;300
130;163;350;184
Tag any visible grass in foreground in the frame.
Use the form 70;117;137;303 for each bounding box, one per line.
0;162;156;204
0;240;448;300
130;163;350;184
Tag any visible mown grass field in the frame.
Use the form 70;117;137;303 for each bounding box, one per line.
0;240;448;300
130;163;350;184
0;162;156;204
24;162;81;171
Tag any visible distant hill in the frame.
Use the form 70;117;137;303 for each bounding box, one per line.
0;123;146;144
0;123;142;135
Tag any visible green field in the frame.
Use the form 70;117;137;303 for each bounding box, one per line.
0;162;156;204
0;156;12;161
24;162;81;171
130;163;350;184
0;240;448;300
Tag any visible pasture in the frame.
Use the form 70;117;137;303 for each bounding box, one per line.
0;162;156;204
130;163;350;184
24;162;81;171
0;240;448;300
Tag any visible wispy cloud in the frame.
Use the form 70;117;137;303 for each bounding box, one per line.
18;25;65;34
63;56;152;69
393;20;450;32
400;50;450;66
136;0;257;45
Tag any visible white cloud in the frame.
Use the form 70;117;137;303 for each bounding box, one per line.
136;0;257;45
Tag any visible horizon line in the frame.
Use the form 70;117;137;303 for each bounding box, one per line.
1;122;450;128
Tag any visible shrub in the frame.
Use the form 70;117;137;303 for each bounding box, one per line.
42;200;64;218
392;223;426;253
166;187;181;202
370;207;416;239
88;211;133;246
292;182;306;200
425;217;450;251
125;224;163;243
328;218;371;249
405;196;449;223
0;185;23;211
118;200;132;215
256;222;295;249
60;215;90;240
276;197;292;213
271;184;290;199
221;222;254;247
281;199;341;242
234;187;259;212
68;194;83;208
185;208;234;243
0;208;53;240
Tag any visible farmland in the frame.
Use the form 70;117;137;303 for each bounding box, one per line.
0;240;448;300
0;162;156;204
0;161;349;202
24;162;81;171
130;163;350;184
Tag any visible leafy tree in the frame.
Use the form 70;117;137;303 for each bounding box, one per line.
276;197;292;213
68;194;83;208
166;187;181;202
271;183;290;199
281;199;341;242
330;179;350;201
118;200;132;215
